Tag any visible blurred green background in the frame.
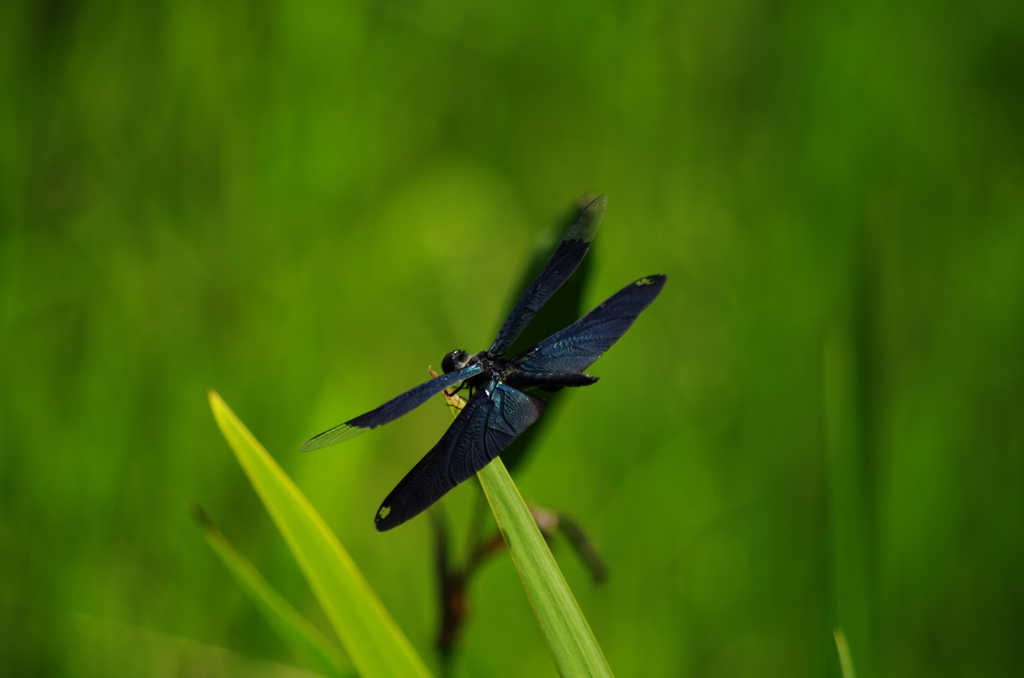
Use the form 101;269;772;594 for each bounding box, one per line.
2;0;1023;676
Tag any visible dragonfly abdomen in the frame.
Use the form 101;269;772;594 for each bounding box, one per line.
504;370;599;392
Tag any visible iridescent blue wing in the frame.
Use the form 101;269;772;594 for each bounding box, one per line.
300;364;483;452
374;380;546;531
488;195;606;357
515;275;666;374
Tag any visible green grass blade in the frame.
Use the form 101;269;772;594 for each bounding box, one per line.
195;506;353;678
477;458;613;678
208;390;434;678
823;332;872;674
833;628;858;678
500;196;597;473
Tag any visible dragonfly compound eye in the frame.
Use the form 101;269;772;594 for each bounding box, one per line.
441;351;459;374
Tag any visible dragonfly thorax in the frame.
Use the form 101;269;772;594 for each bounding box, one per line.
442;349;515;388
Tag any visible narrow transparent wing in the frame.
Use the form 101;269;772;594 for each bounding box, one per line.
299;364;483;452
374;381;546;531
488;195;606;357
515;274;666;374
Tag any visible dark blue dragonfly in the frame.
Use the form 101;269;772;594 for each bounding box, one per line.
302;196;666;531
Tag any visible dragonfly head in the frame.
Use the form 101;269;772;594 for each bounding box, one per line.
441;350;470;374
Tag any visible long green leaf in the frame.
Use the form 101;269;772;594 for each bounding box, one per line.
823;332;872;674
477;458;613;677
500;196;597;473
195;506;352;678
208;390;433;678
833;628;858;678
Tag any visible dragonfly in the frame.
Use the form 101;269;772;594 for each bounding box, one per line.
301;195;666;531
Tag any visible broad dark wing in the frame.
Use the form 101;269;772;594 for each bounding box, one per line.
515;275;666;374
374;381;546;531
300;364;483;452
488;195;606;357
